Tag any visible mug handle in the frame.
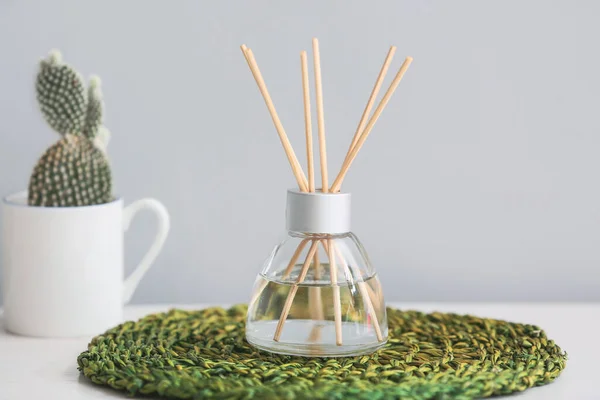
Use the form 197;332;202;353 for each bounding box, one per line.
122;198;170;304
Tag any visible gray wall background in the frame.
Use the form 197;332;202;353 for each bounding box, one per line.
1;0;598;304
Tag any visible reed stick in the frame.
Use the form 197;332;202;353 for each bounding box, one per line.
308;239;362;344
301;51;315;193
282;238;309;279
306;39;331;343
319;239;351;282
358;282;383;340
307;249;324;342
321;240;351;283
312;38;329;192
330;56;413;193
301;49;324;339
250;238;309;312
274;240;320;341
365;281;382;318
240;45;309;192
345;46;396;158
327;239;343;345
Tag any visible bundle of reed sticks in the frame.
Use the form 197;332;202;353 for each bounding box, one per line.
241;39;412;347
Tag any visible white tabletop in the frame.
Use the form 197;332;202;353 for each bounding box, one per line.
0;303;597;400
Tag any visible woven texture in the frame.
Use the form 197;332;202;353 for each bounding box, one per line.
77;305;566;399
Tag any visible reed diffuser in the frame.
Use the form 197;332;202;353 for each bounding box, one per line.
241;39;412;357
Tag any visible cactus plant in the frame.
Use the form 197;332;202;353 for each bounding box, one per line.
28;51;113;207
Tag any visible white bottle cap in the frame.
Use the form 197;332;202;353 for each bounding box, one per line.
285;189;351;234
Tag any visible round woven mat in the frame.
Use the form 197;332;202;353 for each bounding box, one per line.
77;305;566;399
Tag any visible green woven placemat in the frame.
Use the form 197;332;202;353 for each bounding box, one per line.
77;305;566;399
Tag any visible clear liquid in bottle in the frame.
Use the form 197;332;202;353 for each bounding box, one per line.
246;234;388;357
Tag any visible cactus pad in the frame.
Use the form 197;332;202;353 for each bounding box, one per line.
28;135;112;207
36;51;87;136
29;51;113;207
83;76;104;139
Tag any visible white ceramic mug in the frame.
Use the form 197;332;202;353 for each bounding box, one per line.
1;191;170;337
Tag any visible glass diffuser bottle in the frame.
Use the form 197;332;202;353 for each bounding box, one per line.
239;38;412;357
246;190;388;356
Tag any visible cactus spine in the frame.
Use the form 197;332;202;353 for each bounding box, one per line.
28;51;113;207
